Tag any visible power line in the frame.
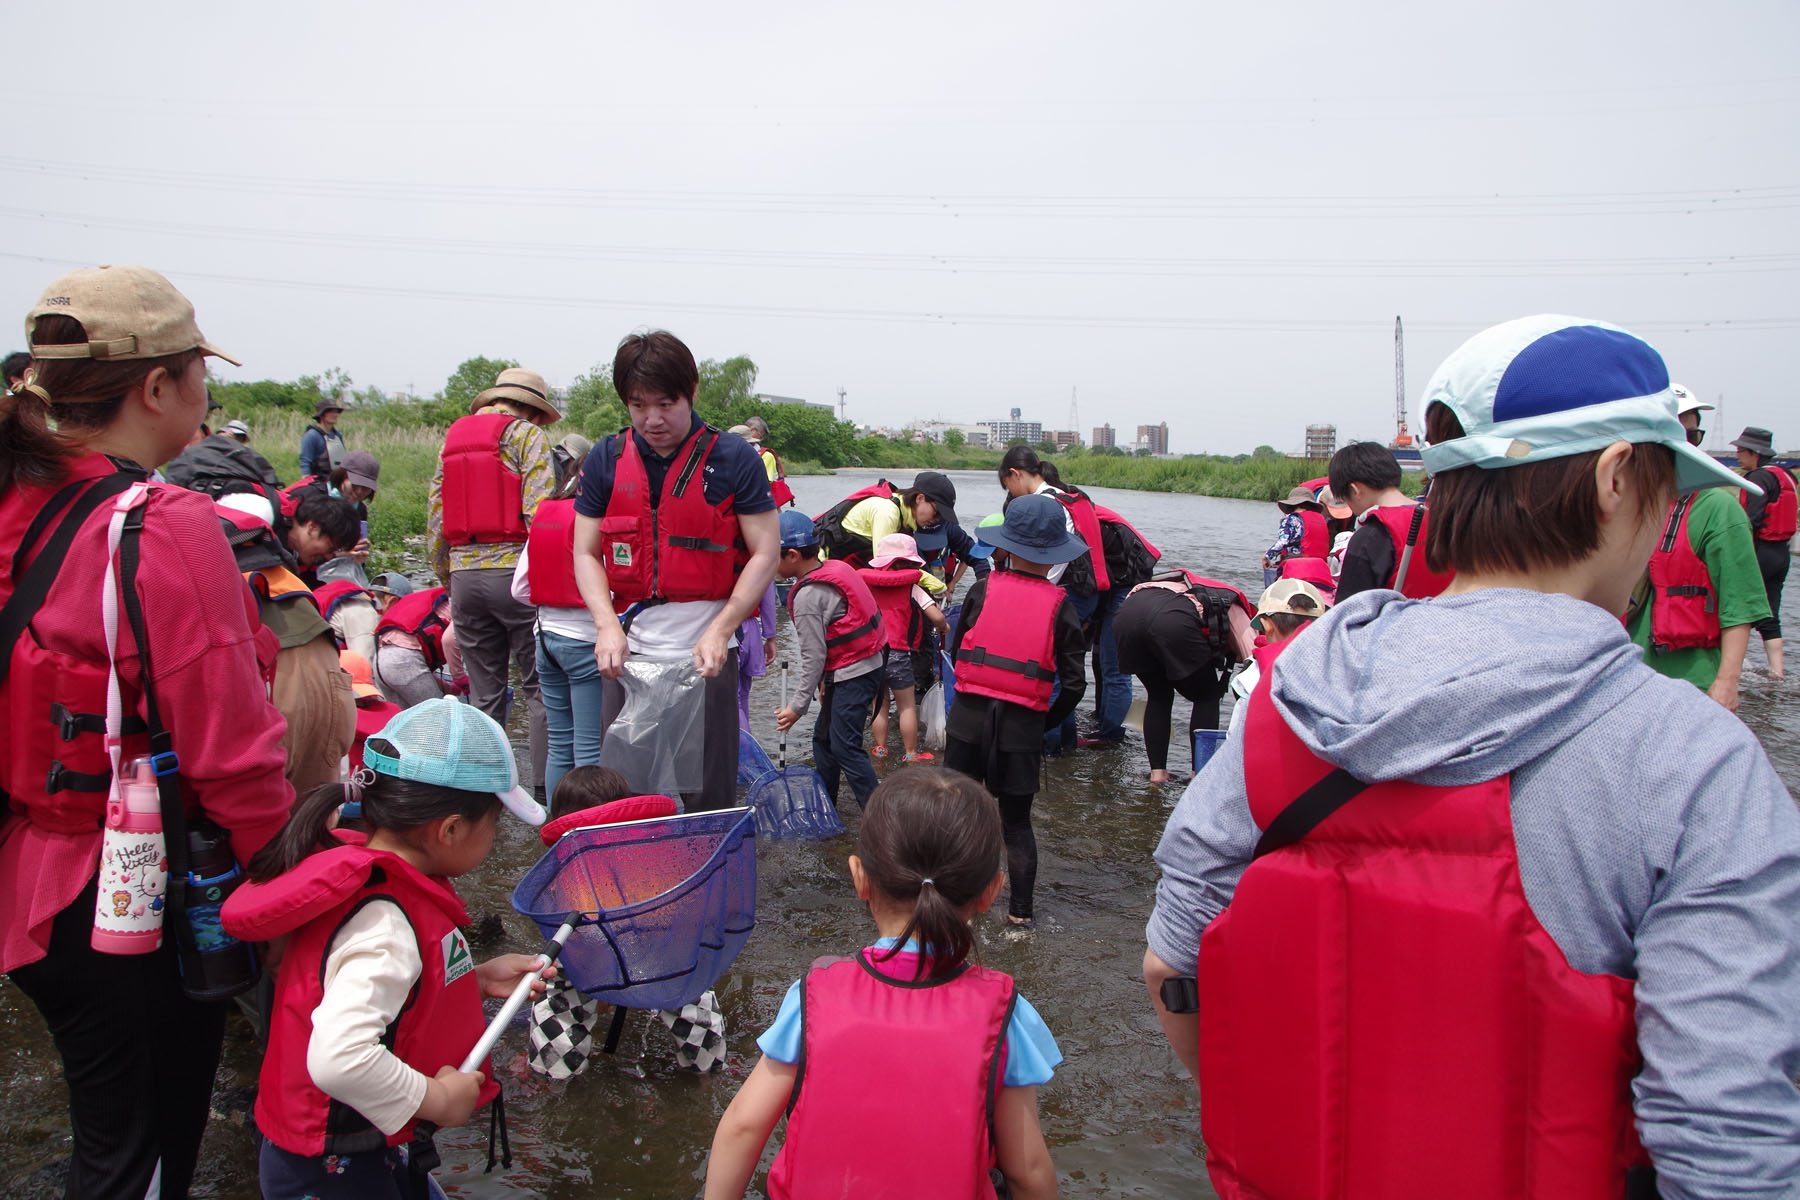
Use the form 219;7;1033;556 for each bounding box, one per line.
4;250;1793;334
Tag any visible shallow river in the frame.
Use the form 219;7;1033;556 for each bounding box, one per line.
3;469;1795;1198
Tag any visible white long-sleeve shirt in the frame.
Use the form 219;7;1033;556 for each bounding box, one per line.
306;899;429;1135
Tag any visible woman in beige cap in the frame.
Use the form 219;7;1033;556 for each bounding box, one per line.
0;265;294;1198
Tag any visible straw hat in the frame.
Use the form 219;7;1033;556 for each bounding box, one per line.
473;367;561;424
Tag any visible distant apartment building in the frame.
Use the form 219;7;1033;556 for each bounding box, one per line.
1092;423;1115;448
1137;422;1169;455
990;419;1044;444
908;419;991;446
1049;430;1080;448
1305;423;1337;459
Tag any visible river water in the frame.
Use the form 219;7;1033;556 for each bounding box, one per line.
3;469;1795;1198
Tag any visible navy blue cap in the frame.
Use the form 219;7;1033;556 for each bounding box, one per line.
985;493;1088;565
779;509;819;550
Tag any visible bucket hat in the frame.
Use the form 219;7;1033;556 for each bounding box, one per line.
1731;426;1775;457
340;450;381;493
473;367;561;423
27;264;239;366
314;397;345;420
985;493;1088;565
1417;314;1749;495
1253;578;1329;632
869;533;924;570
908;471;960;529
363;697;545;825
1276;486;1323;513
557;432;593;462
779;509;818;550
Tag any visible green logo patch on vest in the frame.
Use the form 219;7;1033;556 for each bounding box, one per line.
611;542;633;568
442;928;473;986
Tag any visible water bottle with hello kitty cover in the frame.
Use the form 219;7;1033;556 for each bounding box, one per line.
91;755;166;953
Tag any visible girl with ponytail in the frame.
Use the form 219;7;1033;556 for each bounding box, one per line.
706;766;1061;1200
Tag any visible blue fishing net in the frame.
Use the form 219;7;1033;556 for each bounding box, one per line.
737;728;776;788
746;766;846;841
513;807;757;1010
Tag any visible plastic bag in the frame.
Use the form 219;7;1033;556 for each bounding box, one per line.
921;649;951;751
600;657;707;798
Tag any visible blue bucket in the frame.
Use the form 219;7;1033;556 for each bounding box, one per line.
513;807;757;1010
1192;729;1228;775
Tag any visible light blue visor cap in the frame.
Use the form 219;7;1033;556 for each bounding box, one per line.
1417;314;1757;497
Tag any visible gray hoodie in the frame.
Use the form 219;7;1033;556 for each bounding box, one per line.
1148;587;1800;1199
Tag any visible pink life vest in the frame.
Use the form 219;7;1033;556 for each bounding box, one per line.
1645;493;1720;652
1196;676;1647;1199
767;948;1015;1200
525;496;584;608
1369;503;1454;598
857;566;929;651
788;558;885;671
221;838;499;1155
954;570;1063;711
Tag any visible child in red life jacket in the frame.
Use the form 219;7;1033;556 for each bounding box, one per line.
861;532;952;762
221;699;551;1200
705;767;1061;1200
773;510;887;811
1226;578;1330;737
945;494;1089;926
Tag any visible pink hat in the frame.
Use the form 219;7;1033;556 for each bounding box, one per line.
869;532;924;569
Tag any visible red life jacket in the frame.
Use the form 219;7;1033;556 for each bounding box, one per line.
311;579;370;622
955;571;1063;711
376;587;451;670
600;425;745;605
758;445;795;508
0;471;157;832
857;566;928;651
1645;494;1721;652
1197;678;1646;1200
788;559;885;671
525;497;584;608
349;697;401;772
221;839;499;1156
1369;504;1454;598
276;475;320;519
767;949;1015;1200
440;412;528;545
1741;464;1798;542
1276;556;1336;597
1297;509;1331;558
1045;488;1163;593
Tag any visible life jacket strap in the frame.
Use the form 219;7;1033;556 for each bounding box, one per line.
955;645;1056;680
824;613;880;648
51;702;146;742
666;535;733;554
45;759;112;795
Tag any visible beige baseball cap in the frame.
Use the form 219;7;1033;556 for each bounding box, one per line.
1253;578;1330;630
26;265;239;366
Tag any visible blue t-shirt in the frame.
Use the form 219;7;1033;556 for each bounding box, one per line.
573;416;774;519
756;937;1062;1087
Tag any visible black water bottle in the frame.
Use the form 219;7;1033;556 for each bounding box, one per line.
178;818;260;1001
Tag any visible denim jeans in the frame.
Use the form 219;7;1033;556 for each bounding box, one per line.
1093;587;1134;739
814;666;883;810
537;629;605;803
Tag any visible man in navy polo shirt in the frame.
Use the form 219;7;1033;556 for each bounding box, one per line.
570;330;779;810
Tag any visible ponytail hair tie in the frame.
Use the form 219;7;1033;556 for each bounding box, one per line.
9;377;51;405
919;877;935;888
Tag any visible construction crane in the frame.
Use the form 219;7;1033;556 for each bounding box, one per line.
1392;315;1414;449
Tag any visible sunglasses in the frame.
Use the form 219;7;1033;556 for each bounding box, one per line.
1687;427;1705;447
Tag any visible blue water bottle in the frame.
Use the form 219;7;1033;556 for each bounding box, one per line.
178;818;260;1000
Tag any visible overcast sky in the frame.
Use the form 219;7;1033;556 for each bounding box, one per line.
5;2;1795;454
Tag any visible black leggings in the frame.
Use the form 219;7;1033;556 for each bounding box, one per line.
997;793;1037;920
1753;538;1789;642
9;878;230;1199
1137;663;1228;772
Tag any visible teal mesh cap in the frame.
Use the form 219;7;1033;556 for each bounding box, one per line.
363;698;545;825
1418;314;1751;496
